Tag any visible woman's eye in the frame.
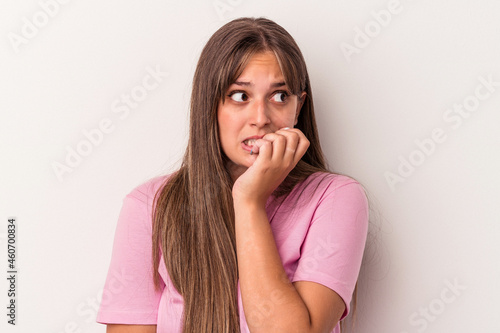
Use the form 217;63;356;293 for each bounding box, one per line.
229;92;248;102
272;92;288;103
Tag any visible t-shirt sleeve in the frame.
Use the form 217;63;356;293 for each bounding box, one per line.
291;179;369;320
96;190;164;325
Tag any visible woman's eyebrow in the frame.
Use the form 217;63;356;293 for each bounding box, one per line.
232;81;287;87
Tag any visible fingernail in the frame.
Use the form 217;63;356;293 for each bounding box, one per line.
250;148;253;155
282;127;290;130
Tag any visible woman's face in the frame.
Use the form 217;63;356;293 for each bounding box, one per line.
217;51;305;180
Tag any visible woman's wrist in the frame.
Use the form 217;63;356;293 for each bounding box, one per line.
232;194;267;212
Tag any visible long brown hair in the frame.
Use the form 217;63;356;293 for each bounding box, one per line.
152;17;344;332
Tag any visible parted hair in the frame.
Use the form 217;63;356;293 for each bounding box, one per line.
151;17;352;332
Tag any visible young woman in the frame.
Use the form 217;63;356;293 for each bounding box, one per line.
97;17;368;333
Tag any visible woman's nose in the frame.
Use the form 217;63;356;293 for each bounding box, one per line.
249;98;271;127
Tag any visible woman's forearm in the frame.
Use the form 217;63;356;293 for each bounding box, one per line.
234;200;312;333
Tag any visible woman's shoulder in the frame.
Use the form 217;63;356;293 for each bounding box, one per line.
302;171;365;193
279;171;366;210
293;171;369;220
288;171;367;209
125;172;175;206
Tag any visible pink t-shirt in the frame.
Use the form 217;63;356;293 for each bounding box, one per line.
97;172;368;332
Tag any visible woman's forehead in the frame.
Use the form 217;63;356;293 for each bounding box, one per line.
232;52;284;84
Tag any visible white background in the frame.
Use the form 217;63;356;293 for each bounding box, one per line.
1;0;499;332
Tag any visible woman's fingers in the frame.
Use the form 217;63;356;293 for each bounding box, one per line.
274;128;300;165
251;128;308;168
234;128;309;203
251;132;285;157
252;138;272;160
282;128;310;164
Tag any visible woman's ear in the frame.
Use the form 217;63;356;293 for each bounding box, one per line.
294;92;307;125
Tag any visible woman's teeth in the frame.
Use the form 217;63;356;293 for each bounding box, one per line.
244;139;257;146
